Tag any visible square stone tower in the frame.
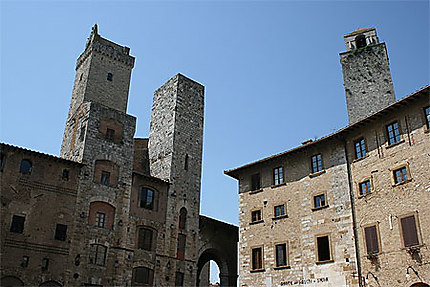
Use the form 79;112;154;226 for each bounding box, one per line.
340;28;396;124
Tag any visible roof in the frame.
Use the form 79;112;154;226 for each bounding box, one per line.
0;142;83;166
224;85;429;179
345;28;375;37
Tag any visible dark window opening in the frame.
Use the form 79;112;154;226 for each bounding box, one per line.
54;224;67;241
425;106;430;129
401;215;419;247
95;212;105;227
100;171;110;185
316;235;331;262
140;188;154;210
107;73;113;81
175;271;184;287
79;124;86;142
79;73;83;81
251;173;261;190
251;247;263;270
274;205;285;217
394;167;408;184
134;267;154;285
62;169;69;181
179;208;187;229
273;167;284;185
364;225;379;254
177;234;186;260
10;215;25;233
89;244;107;266
275;243;287;267
184;154;189;171
42;258;49;271
105;128;115;140
311;154;323;173
359;180;371;196
19;159;32;174
313;194;327;209
138;227;153;251
251;210;262;222
386;121;401;145
0;153;5;171
354;138;366;159
21;256;29;267
355;34;367;49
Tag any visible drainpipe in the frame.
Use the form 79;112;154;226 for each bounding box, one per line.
343;138;363;286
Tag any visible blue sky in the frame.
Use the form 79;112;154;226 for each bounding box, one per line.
1;0;428;248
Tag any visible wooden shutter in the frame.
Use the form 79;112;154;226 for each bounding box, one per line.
364;225;379;254
401;215;419;247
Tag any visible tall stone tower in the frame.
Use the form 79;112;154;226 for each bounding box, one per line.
60;25;137;286
148;74;205;285
340;28;395;124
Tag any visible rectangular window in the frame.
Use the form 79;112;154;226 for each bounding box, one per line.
274;205;285;218
313;193;327;209
95;212;105;227
251;173;261;190
177;234;186;260
273;167;284;185
275;243;287;267
10;215;25;233
251;247;263;270
100;171;110;185
175;271;184;287
134;267;154;285
106;128;115;140
425;106;430;129
1;153;6;171
79;124;86;142
354;138;366;159
21;256;29;267
107;73;113;81
62;169;69;180
138;228;153;251
393;166;408;184
311;154;323;173
359;180;372;196
386;121;401;145
364;225;380;254
316;235;331;262
54;224;67;241
89;244;107;266
400;215;420;247
251;210;262;222
140;188;154;210
42;258;49;271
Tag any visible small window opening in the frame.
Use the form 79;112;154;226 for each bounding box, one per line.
21;256;29;267
107;73;113;81
140;188;155;210
251;173;261;190
79;124;86;142
359;180;371;196
100;171;110;185
316;235;331;262
137;227;153;251
386;121;401;145
0;153;5;171
179;208;187;229
106;128;115;141
10;215;25;233
79;73;83;81
54;224;67;241
184;154;189;171
42;258;49;271
355;34;367;49
19;159;32;174
95;212;105;227
62;169;69;181
251;210;262;222
274;205;285;218
177;234;186;260
311;154;322;173
393;167;408;184
313;193;327;209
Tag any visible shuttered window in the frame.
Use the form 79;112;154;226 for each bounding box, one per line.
251;247;263;270
401;215;419;247
364;225;379;254
138;228;153;251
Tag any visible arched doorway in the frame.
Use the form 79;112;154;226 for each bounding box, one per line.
1;276;24;287
410;283;430;287
197;249;229;286
39;281;62;287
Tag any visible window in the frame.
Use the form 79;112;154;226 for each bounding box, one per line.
10;215;25;233
275;243;287;267
134;267;154;285
311;154;322;174
89;244;107;266
137;227;153;251
313;193;327;209
359;180;372;196
386;121;401;145
19;159;32;174
251;247;263;270
140;188;154;210
62;169;69;181
393;166;408;184
21;256;29;267
42;258;49;271
251;210;262;223
251;173;261;190
0;153;5;171
184;154;189;171
54;224;67;241
105;128;115;140
79;124;86;142
273;167;284;185
175;271;184;287
100;171;110;185
364;225;380;254
95;212;105;227
177;234;186;260
316;235;332;263
355;34;366;49
274;204;285;218
179;208;187;229
400;215;420;247
425;106;430;129
354;138;366;159
107;73;113;81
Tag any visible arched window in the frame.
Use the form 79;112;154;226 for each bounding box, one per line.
355;34;367;49
88;201;115;229
89;244;107;266
19;159;32;174
133;267;154;285
137;227;156;251
179;208;187;230
140;188;155;210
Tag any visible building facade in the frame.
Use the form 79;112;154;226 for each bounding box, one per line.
1;25;238;287
225;28;429;287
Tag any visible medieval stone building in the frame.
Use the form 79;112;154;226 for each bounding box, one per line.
225;28;429;287
1;25;238;287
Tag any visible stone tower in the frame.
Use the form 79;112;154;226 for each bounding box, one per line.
148;74;205;285
60;25;137;285
340;28;395;124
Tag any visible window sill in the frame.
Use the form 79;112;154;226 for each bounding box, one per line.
357;192;372;199
392;178;412;187
353;155;369;163
250;268;265;273
249;188;263;195
250;220;264;225
309;170;326;178
424;128;429;134
312;205;329;211
272;215;288;221
316;259;334;265
271;183;286;189
274;265;291;270
386;139;405;149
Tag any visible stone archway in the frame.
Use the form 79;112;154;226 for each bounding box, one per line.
410;283;430;287
198;216;238;287
1;276;24;287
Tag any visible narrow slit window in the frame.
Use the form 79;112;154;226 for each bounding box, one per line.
107;73;113;81
177;234;186;260
184;154;189;171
